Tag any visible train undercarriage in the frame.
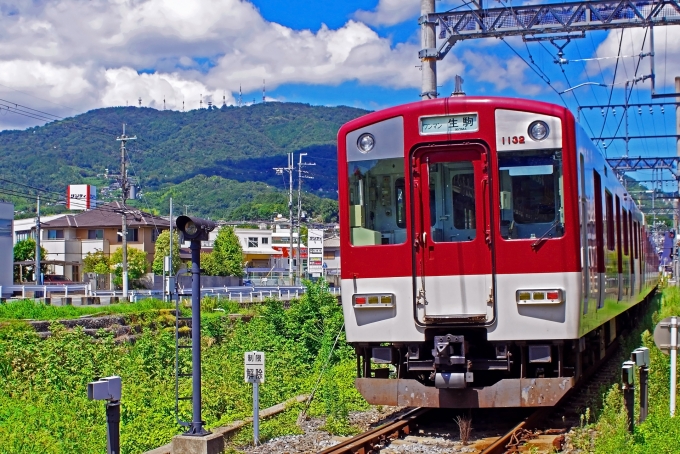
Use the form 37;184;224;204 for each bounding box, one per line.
353;297;650;408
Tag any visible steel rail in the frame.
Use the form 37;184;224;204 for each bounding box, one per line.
318;407;430;454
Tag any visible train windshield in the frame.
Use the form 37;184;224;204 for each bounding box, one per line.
498;149;564;240
347;158;406;246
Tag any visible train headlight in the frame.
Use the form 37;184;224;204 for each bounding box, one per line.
528;121;550;141
357;133;375;153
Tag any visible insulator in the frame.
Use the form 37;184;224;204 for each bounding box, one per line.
602;141;607;149
661;106;665;114
649;106;653;114
638;107;642;115
601;108;605;117
612;108;616;116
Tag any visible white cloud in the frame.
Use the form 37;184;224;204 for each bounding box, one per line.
590;28;680;91
0;0;444;129
354;0;421;27
462;50;544;96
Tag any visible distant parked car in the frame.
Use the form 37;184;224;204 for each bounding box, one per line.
242;279;253;286
43;275;74;284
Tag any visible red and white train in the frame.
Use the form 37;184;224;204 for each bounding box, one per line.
337;96;659;408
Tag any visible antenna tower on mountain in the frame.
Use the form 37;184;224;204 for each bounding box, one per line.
238;85;242;107
262;79;265;104
200;94;203;109
222;91;226;107
138;97;141;107
163;96;166;110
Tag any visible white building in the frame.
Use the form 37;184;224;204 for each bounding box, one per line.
0;202;13;291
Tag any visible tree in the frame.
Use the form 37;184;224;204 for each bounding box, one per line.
110;246;149;288
152;231;181;275
205;226;244;277
83;249;110;275
13;238;48;282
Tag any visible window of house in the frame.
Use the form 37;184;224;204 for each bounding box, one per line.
117;228;138;242
248;237;258;248
261;237;269;245
47;229;64;239
15;230;31;241
323;250;335;259
88;229;104;240
152;229;161;242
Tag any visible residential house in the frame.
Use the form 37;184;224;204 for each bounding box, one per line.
39;202;169;281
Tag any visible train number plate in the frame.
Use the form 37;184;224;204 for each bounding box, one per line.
420;113;478;135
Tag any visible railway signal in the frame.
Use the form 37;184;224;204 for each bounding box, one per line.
176;215;215;436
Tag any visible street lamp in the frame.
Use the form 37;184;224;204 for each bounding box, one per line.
175;215;215;437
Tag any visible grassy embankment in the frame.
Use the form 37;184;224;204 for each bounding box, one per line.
0;281;367;453
571;286;680;453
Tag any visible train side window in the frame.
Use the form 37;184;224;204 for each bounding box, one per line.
634;221;639;259
348;158;406;246
622;208;629;256
593;171;605;274
498;148;564;240
628;211;633;258
605;191;614;251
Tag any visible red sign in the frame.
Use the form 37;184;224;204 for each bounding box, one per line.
272;246;307;258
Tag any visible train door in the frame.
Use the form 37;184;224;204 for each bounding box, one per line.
411;144;494;323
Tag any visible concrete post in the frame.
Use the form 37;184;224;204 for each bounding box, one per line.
420;0;437;99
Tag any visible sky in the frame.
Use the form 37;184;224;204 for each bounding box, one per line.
1;0;679;187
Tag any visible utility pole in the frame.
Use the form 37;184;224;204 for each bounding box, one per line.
288;152;294;285
297;153;315;281
35;195;41;285
673;77;680;285
117;124;136;299
273;155;296;285
420;0;437;100
184;205;193;216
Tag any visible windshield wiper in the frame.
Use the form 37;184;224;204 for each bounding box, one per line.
531;219;561;249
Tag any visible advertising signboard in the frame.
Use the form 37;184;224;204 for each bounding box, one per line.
307;229;324;275
67;185;97;210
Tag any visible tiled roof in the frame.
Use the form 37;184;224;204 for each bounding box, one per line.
323;237;340;248
41;202;170;229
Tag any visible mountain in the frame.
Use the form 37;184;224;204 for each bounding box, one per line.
0;102;368;220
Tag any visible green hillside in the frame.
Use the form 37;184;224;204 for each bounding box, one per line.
0;102;367;219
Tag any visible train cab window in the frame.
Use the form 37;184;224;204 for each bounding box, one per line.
428;161;476;242
498;149;564;240
348;158;406;246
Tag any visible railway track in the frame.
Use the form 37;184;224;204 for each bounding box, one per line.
318;407;431;454
319;334;627;454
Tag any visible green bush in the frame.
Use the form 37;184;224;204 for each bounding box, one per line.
0;281;366;453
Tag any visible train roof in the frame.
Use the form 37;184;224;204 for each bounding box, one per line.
340;96;573;132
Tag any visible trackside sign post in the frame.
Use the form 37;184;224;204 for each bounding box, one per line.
245;351;265;445
653;316;679;417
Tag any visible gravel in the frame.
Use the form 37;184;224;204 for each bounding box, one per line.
236;406;408;454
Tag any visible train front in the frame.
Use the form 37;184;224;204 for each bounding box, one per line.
337;96;583;408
